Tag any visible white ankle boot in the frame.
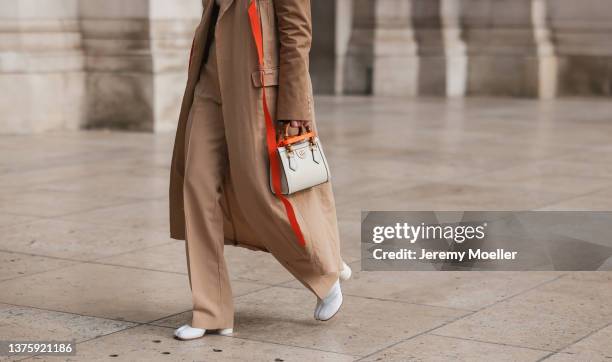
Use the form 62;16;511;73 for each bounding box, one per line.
314;280;343;321
339;261;352;281
174;325;233;340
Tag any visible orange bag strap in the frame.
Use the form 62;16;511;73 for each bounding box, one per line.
248;0;307;248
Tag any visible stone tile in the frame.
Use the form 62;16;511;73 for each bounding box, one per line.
0;161;141;192
0;213;38;228
546;324;612;361
98;242;303;285
0;219;173;261
479;158;612;182
96;242;187;274
23;325;355;362
562;271;612;283
0;263;265;323
362;334;548;361
127;165;171;178
555;149;612;169
224;247;296;285
3;96;612;360
38;173;170;200
0;143;136;175
0;143;92;173
421;182;571;210
204;287;464;356
285;268;559;311
60;199;169;233
336;218;362;263
540;186;612;211
339;181;571;211
458;168;612;196
0;189;139;217
434;275;612;350
0;251;76;281
0;303;135;342
316;205;360;263
330;159;435;190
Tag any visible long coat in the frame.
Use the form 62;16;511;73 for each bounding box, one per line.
169;0;343;279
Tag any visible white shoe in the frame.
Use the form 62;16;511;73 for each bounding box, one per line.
174;325;205;340
174;325;233;340
213;328;234;336
339;261;352;281
314;280;343;321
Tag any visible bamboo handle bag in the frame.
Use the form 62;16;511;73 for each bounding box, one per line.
272;123;331;195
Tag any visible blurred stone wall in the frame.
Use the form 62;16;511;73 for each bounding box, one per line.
79;0;200;132
1;0;611;134
0;0;85;134
0;0;199;134
314;0;612;99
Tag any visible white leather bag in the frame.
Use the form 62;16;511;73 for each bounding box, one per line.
270;124;331;195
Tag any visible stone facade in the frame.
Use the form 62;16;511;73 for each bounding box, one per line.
0;0;85;134
0;0;199;134
1;0;611;134
549;0;612;96
79;0;200;132
319;0;610;99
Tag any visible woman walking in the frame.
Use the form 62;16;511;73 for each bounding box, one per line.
169;0;349;340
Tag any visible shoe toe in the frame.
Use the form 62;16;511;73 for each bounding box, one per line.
175;325;205;340
173;325;189;337
318;293;343;321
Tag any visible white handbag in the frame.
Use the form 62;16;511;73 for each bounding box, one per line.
270;123;331;195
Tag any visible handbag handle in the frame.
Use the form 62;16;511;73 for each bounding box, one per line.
277;122;316;148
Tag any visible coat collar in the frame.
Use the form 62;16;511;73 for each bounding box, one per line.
217;0;236;23
201;0;235;23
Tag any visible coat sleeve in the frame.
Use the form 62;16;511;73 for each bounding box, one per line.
274;0;313;122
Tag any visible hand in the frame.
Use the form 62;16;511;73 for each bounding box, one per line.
288;120;311;129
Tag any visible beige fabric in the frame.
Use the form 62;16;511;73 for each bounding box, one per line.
183;42;233;328
169;0;343;327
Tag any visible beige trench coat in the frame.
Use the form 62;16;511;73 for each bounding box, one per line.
169;0;343;281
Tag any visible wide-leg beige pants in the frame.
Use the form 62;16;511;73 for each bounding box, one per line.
183;38;339;329
183;39;234;329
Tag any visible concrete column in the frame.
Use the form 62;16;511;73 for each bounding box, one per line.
372;0;419;96
343;0;419;96
310;0;336;94
413;0;467;97
310;0;355;95
343;0;375;94
333;0;353;95
549;0;612;96
0;0;85;134
532;0;557;99
79;0;200;132
462;0;557;98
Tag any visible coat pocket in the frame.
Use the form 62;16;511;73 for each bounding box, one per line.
251;67;280;88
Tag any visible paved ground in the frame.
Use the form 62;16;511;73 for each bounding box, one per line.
1;96;611;361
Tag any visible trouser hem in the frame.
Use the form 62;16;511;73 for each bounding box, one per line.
192;310;234;330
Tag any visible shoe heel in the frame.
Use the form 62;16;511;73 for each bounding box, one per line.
217;328;233;336
339;261;352;281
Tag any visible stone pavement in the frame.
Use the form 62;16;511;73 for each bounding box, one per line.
1;96;611;361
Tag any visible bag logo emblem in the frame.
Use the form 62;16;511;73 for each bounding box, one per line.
297;149;307;159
